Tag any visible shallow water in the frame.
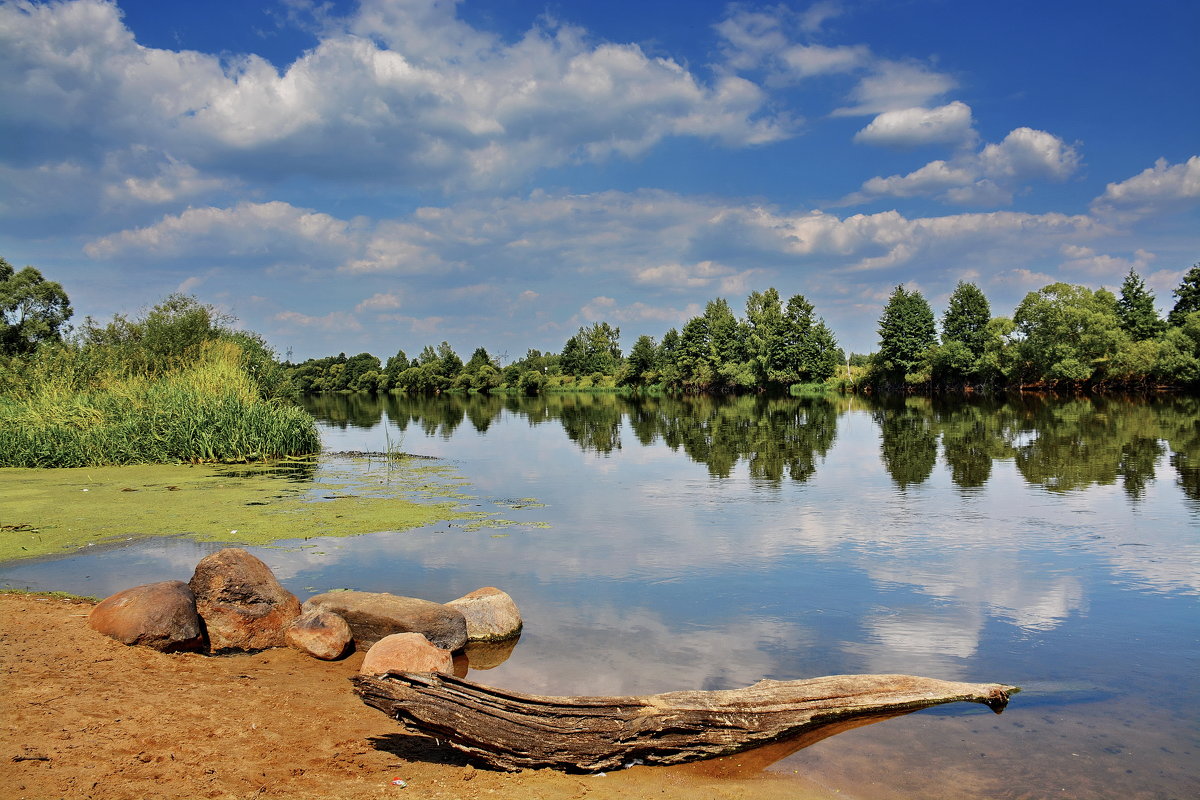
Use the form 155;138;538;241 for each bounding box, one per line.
2;392;1198;799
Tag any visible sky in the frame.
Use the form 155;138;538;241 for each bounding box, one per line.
2;0;1198;362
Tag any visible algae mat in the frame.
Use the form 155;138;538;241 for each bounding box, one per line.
0;456;546;562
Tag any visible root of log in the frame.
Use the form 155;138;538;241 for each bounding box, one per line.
353;671;1018;772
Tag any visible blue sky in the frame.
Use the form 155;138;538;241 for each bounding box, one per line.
2;0;1197;361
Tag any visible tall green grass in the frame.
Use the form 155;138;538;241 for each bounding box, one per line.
0;341;319;467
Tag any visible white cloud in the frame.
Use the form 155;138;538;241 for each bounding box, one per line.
83;201;358;265
1;0;789;197
833;60;957;116
1091;155;1200;217
847;127;1080;206
714;5;869;86
979;127;1080;181
1059;245;1156;279
273;309;363;331
87;191;1105;294
854;101;975;147
354;292;404;312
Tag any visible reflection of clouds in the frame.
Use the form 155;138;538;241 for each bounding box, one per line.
474;599;812;697
849;607;984;679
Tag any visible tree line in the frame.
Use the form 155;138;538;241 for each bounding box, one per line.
4;254;1199;395
868;264;1200;391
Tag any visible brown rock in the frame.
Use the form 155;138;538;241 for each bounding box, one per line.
305;591;467;650
286;608;353;660
188;548;300;652
88;581;204;652
360;633;453;676
446;587;522;642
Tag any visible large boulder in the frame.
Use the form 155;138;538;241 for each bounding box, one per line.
189;548;300;653
360;633;453;676
88;581;205;653
306;591;467;651
446;587;522;642
286;608;353;661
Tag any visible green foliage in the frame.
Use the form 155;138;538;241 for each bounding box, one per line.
560;322;621;376
0;341;318;467
1116;268;1164;340
1013;283;1127;385
876;285;936;384
941;281;990;351
0;257;73;355
1168;263;1200;327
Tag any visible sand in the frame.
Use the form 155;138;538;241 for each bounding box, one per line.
0;594;834;800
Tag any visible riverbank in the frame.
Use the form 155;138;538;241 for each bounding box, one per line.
0;593;836;800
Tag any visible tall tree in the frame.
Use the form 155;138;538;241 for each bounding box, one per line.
1116;268;1164;340
1168;262;1200;326
941;281;991;356
876;285;936;382
0;256;73;355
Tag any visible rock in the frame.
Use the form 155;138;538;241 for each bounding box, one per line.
306;591;467;651
286;608;353;660
360;633;453;675
88;581;205;653
189;548;301;652
446;587;522;642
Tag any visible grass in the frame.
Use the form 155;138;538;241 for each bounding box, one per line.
0;341;320;467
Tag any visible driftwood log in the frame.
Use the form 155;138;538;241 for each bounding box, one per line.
353;671;1018;772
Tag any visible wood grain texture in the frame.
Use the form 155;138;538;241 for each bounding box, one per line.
353;671;1018;772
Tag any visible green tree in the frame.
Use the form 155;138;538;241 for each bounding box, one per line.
941;281;991;358
0;257;73;355
560;322;621;376
1116;268;1164;340
1013;283;1127;384
1168;262;1200;327
876;285;936;384
623;334;659;385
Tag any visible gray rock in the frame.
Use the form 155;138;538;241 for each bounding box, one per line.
446;587;523;642
360;633;453;676
305;591;467;651
189;548;300;652
88;581;205;653
286;608;353;660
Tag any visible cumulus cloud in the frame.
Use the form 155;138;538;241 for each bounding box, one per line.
83;201;358;265
1091;155;1200;217
846;126;1081;207
853;101;975;147
86;191;1104;293
0;0;788;198
979;127;1081;181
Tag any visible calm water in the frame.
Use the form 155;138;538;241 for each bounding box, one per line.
4;392;1198;799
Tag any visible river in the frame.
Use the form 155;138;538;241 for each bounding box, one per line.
3;391;1197;799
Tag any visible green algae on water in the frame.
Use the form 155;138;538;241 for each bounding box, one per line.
0;456;545;563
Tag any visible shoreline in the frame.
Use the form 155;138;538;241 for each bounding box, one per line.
0;593;838;800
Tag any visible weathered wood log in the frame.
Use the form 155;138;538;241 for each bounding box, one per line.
353;671;1018;772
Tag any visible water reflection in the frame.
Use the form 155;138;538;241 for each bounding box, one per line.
4;391;1195;799
317;392;1200;505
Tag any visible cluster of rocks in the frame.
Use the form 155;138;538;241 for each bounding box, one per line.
87;547;522;676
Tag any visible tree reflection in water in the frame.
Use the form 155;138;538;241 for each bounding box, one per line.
302;392;1200;504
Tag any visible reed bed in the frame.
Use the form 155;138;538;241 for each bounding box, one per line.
0;342;319;468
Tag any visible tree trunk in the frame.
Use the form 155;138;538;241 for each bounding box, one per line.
353;671;1018;772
